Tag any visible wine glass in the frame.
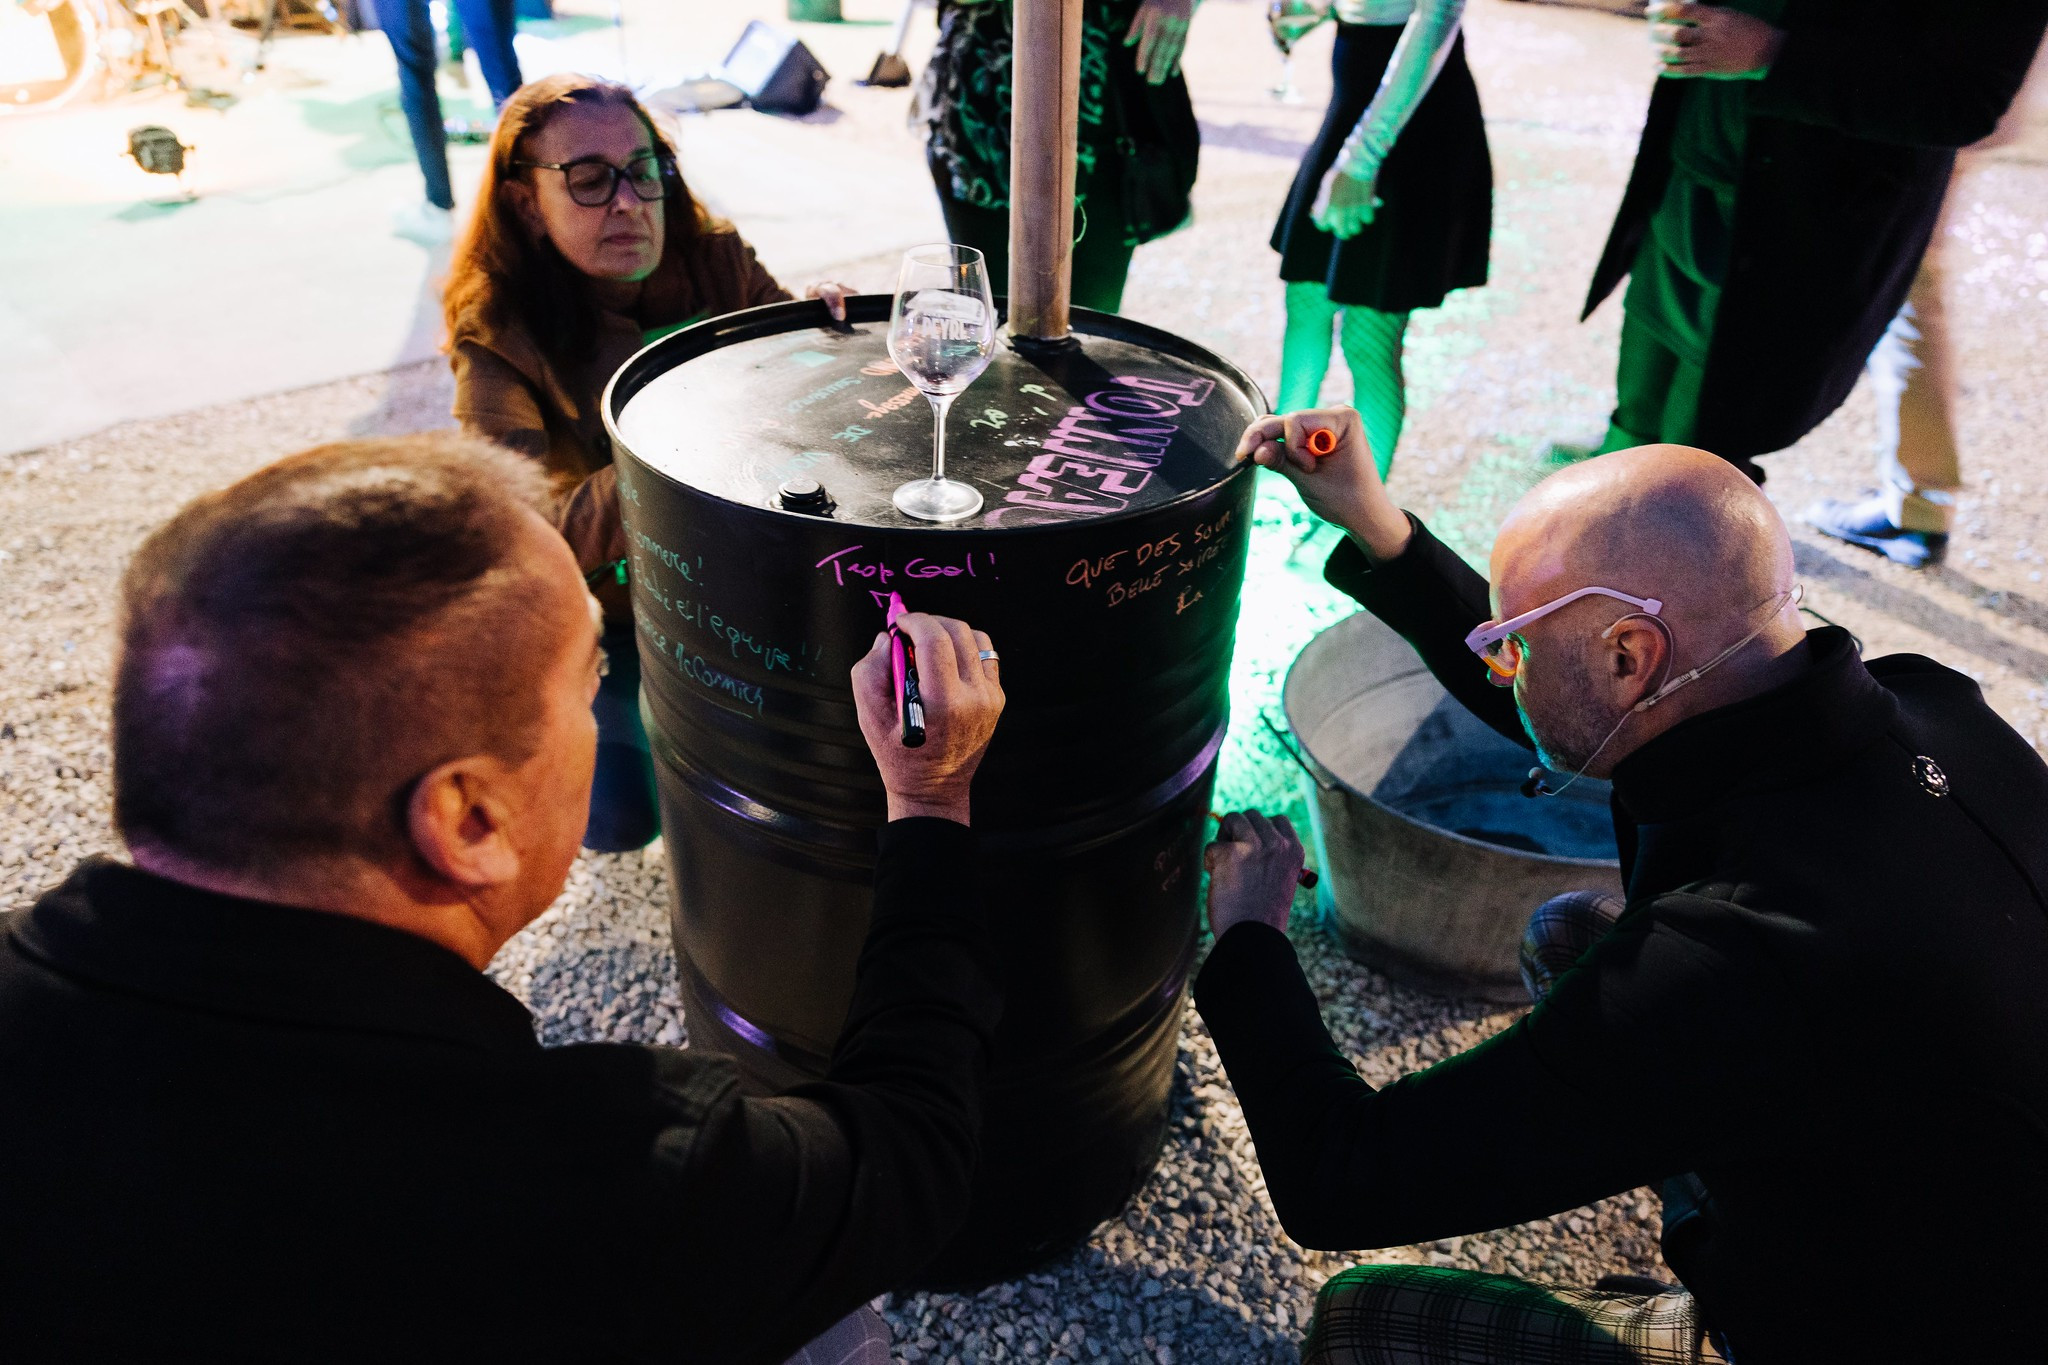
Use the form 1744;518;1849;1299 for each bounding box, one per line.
887;244;998;523
1267;0;1328;104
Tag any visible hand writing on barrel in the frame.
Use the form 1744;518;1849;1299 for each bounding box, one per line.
1236;406;1414;564
1203;811;1305;939
852;612;1004;826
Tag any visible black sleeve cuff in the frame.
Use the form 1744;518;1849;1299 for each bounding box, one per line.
1194;921;1338;1062
869;817;989;948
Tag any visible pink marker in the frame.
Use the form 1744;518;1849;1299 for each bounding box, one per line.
886;591;925;748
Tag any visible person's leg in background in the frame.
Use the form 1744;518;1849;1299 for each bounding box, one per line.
1805;250;1957;569
1279;281;1342;412
1338;305;1411;480
584;623;659;853
1599;300;1689;455
1068;172;1135;314
928;154;1011;298
449;0;523;109
780;1306;893;1365
382;0;456;242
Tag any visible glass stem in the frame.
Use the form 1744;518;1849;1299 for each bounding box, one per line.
929;393;955;483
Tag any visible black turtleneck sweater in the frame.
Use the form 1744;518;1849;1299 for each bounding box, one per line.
1195;519;2048;1364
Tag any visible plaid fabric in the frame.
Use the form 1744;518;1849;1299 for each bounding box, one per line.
779;1307;893;1365
1518;891;1626;1004
1302;1265;1714;1365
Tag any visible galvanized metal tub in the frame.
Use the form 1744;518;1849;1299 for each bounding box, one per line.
1282;611;1624;1003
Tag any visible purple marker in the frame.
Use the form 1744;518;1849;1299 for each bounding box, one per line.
886;591;926;748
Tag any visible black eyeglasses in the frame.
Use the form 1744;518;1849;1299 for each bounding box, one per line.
514;154;671;207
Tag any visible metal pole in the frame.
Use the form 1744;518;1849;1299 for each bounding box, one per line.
1007;0;1082;342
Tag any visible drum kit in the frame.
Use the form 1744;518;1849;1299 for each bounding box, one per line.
0;0;345;116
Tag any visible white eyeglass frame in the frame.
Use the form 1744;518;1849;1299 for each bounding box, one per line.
1463;586;1666;666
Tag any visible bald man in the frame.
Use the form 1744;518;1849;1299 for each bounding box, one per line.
1194;407;2048;1364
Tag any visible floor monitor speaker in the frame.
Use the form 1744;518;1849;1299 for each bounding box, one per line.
721;20;829;116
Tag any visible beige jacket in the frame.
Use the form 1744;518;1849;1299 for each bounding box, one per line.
448;227;790;606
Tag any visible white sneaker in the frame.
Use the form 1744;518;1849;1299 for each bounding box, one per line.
392;200;454;246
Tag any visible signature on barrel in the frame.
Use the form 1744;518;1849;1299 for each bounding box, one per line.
985;374;1216;527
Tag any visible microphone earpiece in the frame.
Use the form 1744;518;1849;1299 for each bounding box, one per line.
1521;767;1552;799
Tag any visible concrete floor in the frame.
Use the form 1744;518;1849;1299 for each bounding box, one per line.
0;0;947;454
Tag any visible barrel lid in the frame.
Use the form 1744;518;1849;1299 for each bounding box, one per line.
606;298;1266;531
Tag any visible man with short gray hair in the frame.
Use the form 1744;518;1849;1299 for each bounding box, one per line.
0;433;1009;1364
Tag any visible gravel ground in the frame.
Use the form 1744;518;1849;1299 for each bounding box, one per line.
4;2;2046;1360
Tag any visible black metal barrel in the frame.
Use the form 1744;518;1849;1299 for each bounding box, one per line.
605;298;1261;1286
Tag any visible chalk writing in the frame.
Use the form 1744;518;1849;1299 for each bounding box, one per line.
631;528;700;583
831;424;872;443
786;375;862;413
860;359;902;377
815;544;998;588
679;651;765;716
994;372;1216;522
775;450;832;482
704;611;799;673
1064;506;1242;609
858;385;922;419
632;559;811;676
967;407;1009;431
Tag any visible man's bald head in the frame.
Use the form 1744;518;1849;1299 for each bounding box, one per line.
1493;445;1794;638
1488;446;1807;777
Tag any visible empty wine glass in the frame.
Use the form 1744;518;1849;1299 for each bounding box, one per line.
1267;0;1329;104
887;244;997;523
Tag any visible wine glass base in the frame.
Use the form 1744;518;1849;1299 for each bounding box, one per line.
893;477;984;523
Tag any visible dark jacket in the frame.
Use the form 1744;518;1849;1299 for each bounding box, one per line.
0;820;998;1364
1195;522;2048;1363
1583;0;2048;457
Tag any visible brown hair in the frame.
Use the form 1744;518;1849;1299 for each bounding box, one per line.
113;434;559;875
442;74;722;375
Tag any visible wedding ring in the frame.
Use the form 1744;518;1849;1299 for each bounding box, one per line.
979;650;999;662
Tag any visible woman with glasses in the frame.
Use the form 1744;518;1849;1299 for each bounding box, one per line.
442;74;847;856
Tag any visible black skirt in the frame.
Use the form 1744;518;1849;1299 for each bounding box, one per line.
1272;22;1493;312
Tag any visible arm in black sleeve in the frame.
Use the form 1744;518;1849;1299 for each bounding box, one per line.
1748;1;2048;148
657;817;1002;1362
1324;517;1527;748
1194;900;1786;1252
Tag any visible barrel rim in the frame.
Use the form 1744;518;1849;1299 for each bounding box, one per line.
600;295;1265;535
1282;612;1624;871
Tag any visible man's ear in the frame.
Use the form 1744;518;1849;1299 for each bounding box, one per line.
1607;618;1671;707
408;758;522;890
502;180;547;244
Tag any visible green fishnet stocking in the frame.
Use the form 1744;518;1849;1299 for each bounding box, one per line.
1339;305;1409;480
1279;281;1341;412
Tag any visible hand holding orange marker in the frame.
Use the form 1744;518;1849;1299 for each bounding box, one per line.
1293;427;1339;457
1210;811;1320;889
